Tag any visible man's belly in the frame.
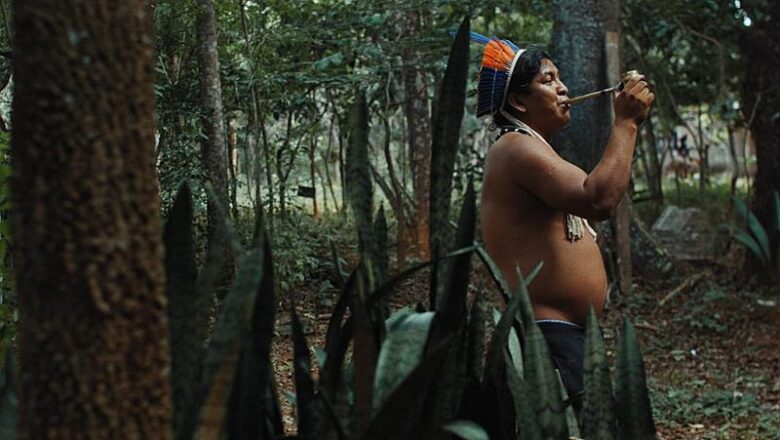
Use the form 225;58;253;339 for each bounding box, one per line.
486;225;608;326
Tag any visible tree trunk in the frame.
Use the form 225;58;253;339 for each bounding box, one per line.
644;116;663;203
309;132;318;217
740;3;779;236
228;115;239;221
550;0;617;172
402;9;432;259
552;0;632;295
11;1;172;436
197;0;234;296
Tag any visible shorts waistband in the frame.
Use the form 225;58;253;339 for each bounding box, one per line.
535;319;584;329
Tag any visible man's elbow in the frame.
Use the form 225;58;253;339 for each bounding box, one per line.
589;199;618;220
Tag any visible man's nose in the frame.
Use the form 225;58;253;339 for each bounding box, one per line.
557;81;568;95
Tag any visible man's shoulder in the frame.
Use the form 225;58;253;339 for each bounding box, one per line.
488;131;557;164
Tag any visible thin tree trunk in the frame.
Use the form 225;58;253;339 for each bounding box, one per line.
228;115;239;220
402;9;432;259
309;132;318;217
197;0;234;296
606;30;633;296
12;1;172;436
645;116;663;203
259;112;274;229
322;114;339;211
727;125;739;199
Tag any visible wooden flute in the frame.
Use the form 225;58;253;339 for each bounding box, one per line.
563;70;641;106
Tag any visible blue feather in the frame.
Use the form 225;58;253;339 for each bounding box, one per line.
477;68;510;117
502;39;520;52
468;31;492;45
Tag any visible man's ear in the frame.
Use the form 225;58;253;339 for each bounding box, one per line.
507;94;526;113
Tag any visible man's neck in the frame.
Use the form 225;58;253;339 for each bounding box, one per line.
518;117;554;142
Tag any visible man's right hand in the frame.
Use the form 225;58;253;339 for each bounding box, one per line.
614;72;654;126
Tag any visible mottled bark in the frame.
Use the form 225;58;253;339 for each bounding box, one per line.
11;1;172;437
740;3;779;280
740;4;779;232
197;0;234;295
552;0;633;294
550;0;617;171
402;9;432;259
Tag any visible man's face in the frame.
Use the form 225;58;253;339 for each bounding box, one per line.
514;58;571;132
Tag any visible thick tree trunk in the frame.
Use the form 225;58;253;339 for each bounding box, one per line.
552;0;633;295
402;9;432;259
197;0;234;296
550;0;616;171
11;1;172;437
740;4;779;234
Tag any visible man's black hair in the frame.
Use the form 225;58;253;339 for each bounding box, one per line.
493;46;552;127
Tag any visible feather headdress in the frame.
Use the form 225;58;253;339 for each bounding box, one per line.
470;32;525;118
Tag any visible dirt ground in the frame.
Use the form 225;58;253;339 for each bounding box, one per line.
270;258;780;439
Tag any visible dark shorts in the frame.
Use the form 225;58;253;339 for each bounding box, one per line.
537;320;585;405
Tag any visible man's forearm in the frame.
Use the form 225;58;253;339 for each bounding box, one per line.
582;119;639;215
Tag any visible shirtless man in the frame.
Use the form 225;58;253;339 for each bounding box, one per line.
475;40;653;403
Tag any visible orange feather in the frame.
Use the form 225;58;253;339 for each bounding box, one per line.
481;39;516;71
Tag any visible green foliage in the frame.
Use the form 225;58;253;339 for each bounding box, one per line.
581;307;617;439
651;377;780;438
372;308;435;413
732;192;780;268
164;182;212;440
442;420;489;440
429;17;470;279
615;319;657;440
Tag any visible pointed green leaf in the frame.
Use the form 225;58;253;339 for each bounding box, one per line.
373;206;389;285
431;178;476;339
227;236;281;439
518;268;567;439
195;248;265;439
352;268;378;435
523;322;568;439
733;196;772;263
516;265;543;334
291;305;320;436
733;230;769;266
361;338;454;440
493;308;525;378
346;92;376;267
322;269;359;397
615;319;656;440
442;420;490;440
483;286;524;439
506;352;542;440
466;287;486;381
486;292;523;383
373;309;435;412
429;16;470;305
366;245;476;309
581;307;616;440
329;239;347;288
164;182;209;440
475;245;512;303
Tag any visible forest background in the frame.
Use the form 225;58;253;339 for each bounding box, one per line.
0;0;778;439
